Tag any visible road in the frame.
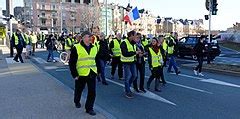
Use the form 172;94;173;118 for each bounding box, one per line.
25;50;240;119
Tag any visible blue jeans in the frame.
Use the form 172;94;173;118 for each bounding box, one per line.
47;49;54;61
167;55;178;72
98;59;107;83
123;63;137;93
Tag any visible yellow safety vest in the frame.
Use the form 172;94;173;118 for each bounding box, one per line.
142;39;148;47
120;39;136;63
167;37;175;55
75;43;98;76
65;38;75;50
13;33;25;46
24;34;31;45
112;39;121;57
149;47;163;68
162;39;168;51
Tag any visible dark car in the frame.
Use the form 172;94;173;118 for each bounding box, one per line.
178;35;221;60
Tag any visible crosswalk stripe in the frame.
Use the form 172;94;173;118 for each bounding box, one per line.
106;78;176;106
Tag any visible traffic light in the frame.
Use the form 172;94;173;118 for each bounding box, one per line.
205;0;209;11
212;0;218;15
157;16;161;24
204;15;209;20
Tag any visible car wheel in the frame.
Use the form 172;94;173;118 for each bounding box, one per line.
192;55;197;60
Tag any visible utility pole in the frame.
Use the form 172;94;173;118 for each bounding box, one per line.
208;0;212;43
105;0;108;36
60;1;63;34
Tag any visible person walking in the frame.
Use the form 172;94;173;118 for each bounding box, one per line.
109;33;123;80
12;29;26;63
45;34;56;62
65;34;75;63
69;31;98;116
39;32;45;48
166;35;180;75
30;32;38;56
193;36;206;76
146;38;164;92
120;30;140;98
133;33;147;93
24;31;31;59
96;32;111;85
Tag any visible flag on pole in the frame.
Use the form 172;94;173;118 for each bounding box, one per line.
123;7;140;25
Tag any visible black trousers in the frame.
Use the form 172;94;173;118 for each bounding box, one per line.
74;71;96;111
111;57;123;78
195;56;203;73
147;66;165;89
133;63;145;90
13;47;23;62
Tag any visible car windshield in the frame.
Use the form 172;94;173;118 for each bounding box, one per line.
186;37;198;44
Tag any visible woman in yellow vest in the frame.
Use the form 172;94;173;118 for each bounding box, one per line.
69;31;97;116
146;38;165;92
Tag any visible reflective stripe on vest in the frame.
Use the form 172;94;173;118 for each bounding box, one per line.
75;44;97;76
120;39;136;63
65;38;74;50
149;47;162;68
162;39;167;51
112;39;121;57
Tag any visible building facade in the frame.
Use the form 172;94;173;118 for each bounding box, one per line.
23;0;100;34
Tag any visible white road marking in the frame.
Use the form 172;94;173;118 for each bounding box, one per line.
201;79;240;88
167;81;213;94
5;58;20;64
33;57;47;64
145;76;212;94
44;66;58;70
106;78;176;106
170;73;240;89
56;68;69;72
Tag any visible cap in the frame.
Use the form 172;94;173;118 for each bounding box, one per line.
81;31;92;37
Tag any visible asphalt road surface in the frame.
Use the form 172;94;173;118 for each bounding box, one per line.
28;50;240;119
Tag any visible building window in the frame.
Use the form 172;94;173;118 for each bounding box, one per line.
42;4;45;9
41;12;45;17
75;0;80;3
53;19;57;26
66;0;71;2
51;0;56;2
51;4;56;10
41;19;46;25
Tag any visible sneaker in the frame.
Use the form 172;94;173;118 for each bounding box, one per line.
125;93;134;99
119;77;124;80
75;103;81;108
176;71;181;75
102;82;109;85
140;88;147;93
198;73;204;77
155;88;162;92
194;70;198;75
86;110;96;116
134;88;140;93
13;59;19;62
111;75;114;80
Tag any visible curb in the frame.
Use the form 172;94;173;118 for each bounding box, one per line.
181;63;240;77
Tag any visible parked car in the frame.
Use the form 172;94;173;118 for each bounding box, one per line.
178;35;221;60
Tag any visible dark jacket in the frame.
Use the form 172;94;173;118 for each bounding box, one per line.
69;41;97;78
96;40;111;61
136;42;146;64
45;37;56;50
120;39;136;64
194;42;205;57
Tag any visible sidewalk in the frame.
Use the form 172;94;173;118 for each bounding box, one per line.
0;46;108;119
